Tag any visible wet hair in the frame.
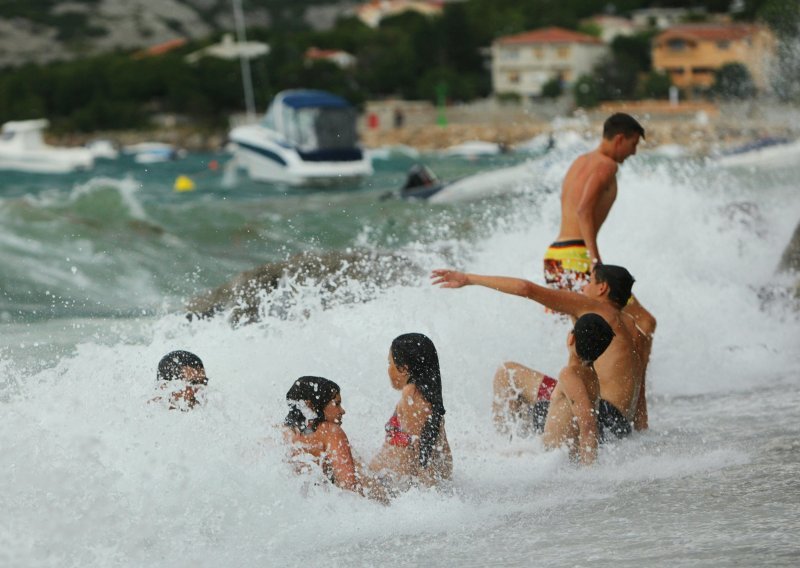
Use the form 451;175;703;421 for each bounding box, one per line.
573;313;615;364
603;113;645;141
284;376;341;433
593;264;635;308
157;350;205;382
390;333;445;468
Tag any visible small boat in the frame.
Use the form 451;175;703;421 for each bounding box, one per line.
85;139;119;160
0;119;94;173
389;161;543;204
123;142;184;164
228;89;373;185
441;140;505;159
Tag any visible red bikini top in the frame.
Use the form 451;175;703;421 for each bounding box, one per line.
385;413;412;447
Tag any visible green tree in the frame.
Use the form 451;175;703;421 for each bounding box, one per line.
573;74;599;108
541;76;563;98
636;71;672;99
713;62;756;99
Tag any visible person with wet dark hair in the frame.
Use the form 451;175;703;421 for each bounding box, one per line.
369;333;452;488
432;265;640;441
152;350;208;411
283;376;386;502
495;313;613;465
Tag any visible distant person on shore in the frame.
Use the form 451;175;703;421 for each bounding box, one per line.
495;313;614;465
370;333;452;489
432;264;640;441
544;112;656;430
152;350;208;411
284;376;387;502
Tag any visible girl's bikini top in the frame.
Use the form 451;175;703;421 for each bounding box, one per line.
385;412;412;447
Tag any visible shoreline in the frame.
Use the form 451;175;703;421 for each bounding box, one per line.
46;100;800;155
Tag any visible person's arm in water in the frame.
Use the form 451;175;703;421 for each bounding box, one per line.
319;423;361;493
576;161;617;265
558;367;599;466
634;381;648;431
431;269;596;318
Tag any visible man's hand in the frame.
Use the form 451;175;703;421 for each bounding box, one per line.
430;269;469;288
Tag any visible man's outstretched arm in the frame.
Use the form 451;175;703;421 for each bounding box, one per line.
431;269;595;317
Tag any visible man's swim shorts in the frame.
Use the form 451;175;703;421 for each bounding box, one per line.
543;239;592;292
597;399;632;441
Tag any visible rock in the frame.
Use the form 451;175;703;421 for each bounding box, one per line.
186;249;425;325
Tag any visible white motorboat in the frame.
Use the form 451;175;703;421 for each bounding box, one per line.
0;119;94;173
123;142;184;164
441;140;504;159
228;90;373;185
85;139;119;160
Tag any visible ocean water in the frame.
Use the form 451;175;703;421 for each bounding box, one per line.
1;139;799;567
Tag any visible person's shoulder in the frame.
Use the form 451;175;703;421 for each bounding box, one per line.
316;422;350;446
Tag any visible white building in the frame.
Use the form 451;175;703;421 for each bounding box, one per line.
491;27;609;98
582;15;637;42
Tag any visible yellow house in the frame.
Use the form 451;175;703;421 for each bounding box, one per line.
652;24;775;92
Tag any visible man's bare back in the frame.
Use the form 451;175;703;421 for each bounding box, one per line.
557;151;619;262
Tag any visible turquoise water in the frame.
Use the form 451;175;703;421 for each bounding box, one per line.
0;151;528;322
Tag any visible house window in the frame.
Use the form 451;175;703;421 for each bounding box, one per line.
534;47;543;59
667;39;687;51
508;72;520;84
690;67;715;76
665;67;684;75
717;40;730;49
556;46;570;58
503;48;520;60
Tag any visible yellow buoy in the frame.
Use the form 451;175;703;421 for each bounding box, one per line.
174;175;196;192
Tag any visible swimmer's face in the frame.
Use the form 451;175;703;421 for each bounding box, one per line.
582;270;601;298
615;133;640;163
323;393;345;425
182;365;208;386
388;351;407;390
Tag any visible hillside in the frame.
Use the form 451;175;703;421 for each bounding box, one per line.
0;0;354;67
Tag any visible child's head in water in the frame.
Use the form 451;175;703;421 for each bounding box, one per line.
156;351;208;410
284;376;342;433
157;350;207;384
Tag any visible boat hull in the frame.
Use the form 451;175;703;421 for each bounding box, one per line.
230;131;372;186
0;149;94;173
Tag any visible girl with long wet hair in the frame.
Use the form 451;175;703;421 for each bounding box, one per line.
283;376;386;502
370;333;452;487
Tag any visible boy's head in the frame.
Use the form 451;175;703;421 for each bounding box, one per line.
603;113;645;141
157;350;207;385
571;313;615;364
602;113;644;163
591;264;635;308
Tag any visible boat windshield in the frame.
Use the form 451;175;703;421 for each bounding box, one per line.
284;107;358;151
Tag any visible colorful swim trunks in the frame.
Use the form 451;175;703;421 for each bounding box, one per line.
543;239;591;292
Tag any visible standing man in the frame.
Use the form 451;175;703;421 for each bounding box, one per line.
544;113;643;290
544;112;655;430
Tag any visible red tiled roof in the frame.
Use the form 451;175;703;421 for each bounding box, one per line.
133;38;188;59
496;27;604;46
655;24;761;43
